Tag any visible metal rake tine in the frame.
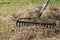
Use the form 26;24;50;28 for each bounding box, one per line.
28;23;33;26
37;24;40;26
24;23;26;26
48;25;50;29
42;25;45;27
45;25;48;28
31;23;33;26
28;23;31;26
16;22;18;27
26;23;29;26
28;23;30;26
16;20;19;27
43;25;45;27
36;23;39;26
19;23;21;27
29;23;31;26
24;23;28;26
41;23;43;27
37;24;39;26
48;25;51;29
51;25;55;29
39;24;41;26
22;22;24;26
41;23;42;26
31;23;34;26
36;24;39;26
50;25;53;29
35;23;37;26
25;23;27;26
23;23;25;26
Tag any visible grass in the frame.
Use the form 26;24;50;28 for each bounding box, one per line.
0;0;60;34
50;0;60;6
0;23;12;33
0;0;60;16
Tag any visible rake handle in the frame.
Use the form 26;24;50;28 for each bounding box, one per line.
37;0;50;17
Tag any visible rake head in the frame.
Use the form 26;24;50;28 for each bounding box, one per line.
16;18;56;29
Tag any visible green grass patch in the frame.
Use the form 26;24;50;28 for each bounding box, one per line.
0;24;12;33
0;0;60;16
50;0;60;6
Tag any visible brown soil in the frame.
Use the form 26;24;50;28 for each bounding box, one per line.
0;4;60;40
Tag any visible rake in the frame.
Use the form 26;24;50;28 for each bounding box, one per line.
16;0;56;29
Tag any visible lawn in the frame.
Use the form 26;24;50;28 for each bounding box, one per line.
0;0;60;16
0;0;60;34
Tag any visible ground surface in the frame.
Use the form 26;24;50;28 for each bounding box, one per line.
0;0;60;40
